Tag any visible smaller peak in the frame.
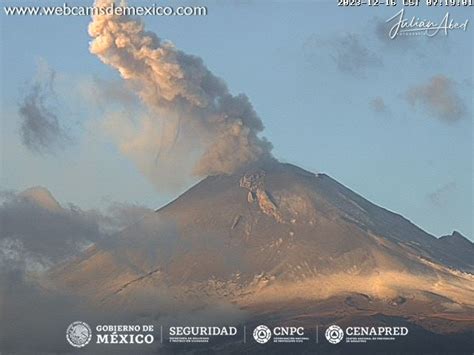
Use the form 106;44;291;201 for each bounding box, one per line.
451;231;465;239
439;230;472;245
20;186;62;212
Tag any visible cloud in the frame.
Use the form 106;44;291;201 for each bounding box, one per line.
427;182;457;206
0;187;100;271
18;62;70;154
303;33;383;77
88;0;273;181
0;187;153;273
370;97;388;114
404;75;467;123
0;187;161;353
97;200;155;232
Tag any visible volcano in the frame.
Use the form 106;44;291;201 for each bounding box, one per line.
51;162;474;352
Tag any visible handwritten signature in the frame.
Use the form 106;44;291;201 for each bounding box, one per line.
386;9;469;39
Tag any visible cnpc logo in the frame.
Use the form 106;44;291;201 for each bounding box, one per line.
253;325;305;344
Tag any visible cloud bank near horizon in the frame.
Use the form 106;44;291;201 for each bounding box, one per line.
0;186;153;273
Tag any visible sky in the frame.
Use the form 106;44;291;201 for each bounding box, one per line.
0;0;472;239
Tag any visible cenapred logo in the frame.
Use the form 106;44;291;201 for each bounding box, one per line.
325;324;344;344
253;325;272;344
66;321;92;348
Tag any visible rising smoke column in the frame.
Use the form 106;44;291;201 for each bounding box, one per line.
88;0;273;177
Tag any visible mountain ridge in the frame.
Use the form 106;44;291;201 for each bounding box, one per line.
51;162;473;306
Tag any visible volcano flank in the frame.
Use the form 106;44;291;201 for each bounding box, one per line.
51;162;474;352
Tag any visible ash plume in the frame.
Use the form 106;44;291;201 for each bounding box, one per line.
88;0;273;178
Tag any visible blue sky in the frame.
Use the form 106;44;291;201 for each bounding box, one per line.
0;0;472;238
